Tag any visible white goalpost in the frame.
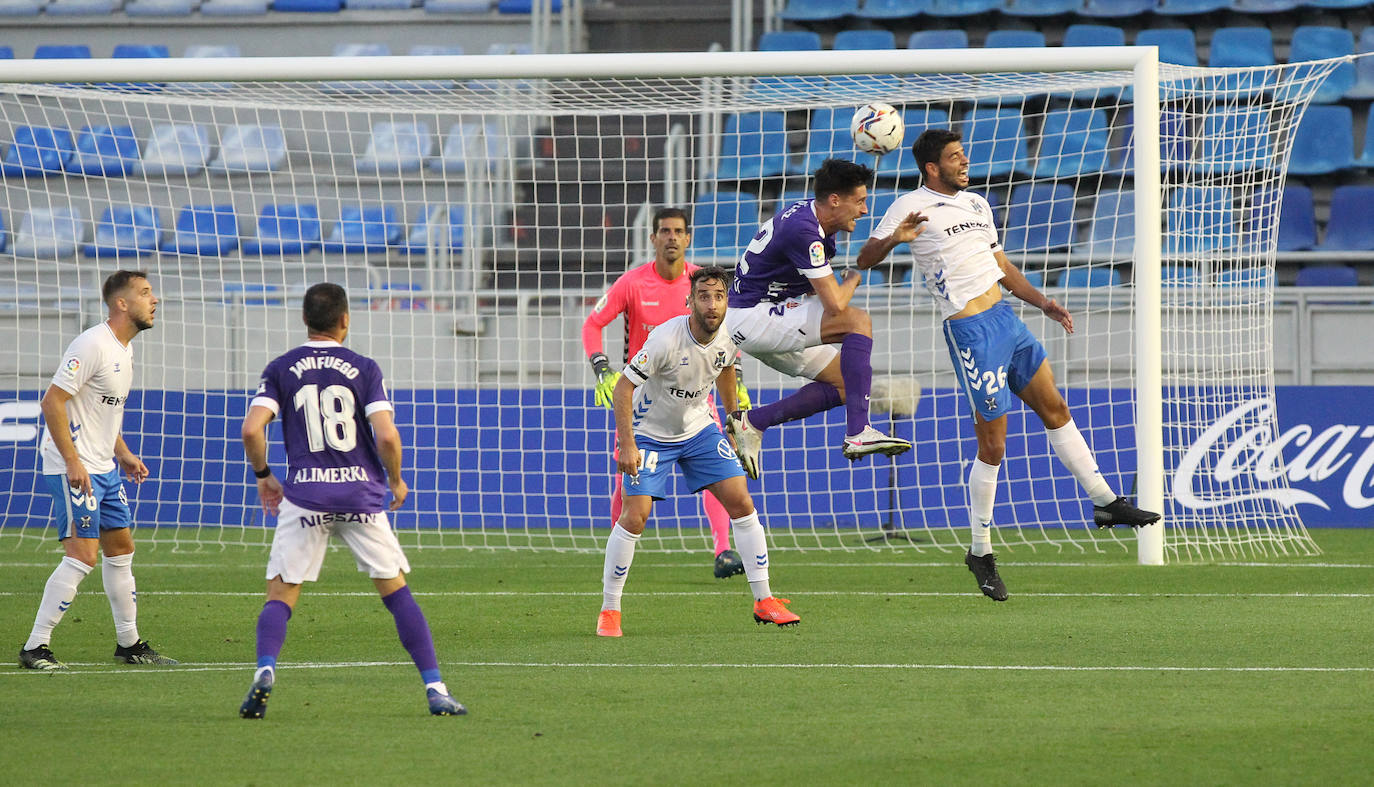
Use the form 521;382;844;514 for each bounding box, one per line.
0;48;1333;562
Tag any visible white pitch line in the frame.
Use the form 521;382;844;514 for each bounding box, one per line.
0;560;1370;569
2;590;1369;599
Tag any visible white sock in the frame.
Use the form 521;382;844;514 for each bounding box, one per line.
425;680;449;695
1046;419;1117;506
601;525;640;611
254;665;275;682
969;459;999;557
25;556;93;651
102;552;140;648
731;512;772;601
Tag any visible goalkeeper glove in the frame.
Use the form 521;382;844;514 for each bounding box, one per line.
734;362;752;411
589;353;620;409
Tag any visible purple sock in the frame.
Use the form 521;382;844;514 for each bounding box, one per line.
841;334;874;436
747;381;842;431
255;599;291;670
382;585;442;685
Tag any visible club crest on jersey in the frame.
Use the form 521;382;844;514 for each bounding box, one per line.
808;241;826;268
712;350;727;370
972;200;985;215
984;396;999;412
62;358;80;376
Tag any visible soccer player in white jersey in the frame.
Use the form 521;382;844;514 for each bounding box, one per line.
20;270;177;670
238;283;464;718
857;128;1160;601
723;158;912;479
596;266;799;637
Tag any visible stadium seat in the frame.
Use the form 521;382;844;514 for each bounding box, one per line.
1003;0;1081;18
1316;186;1374;251
356;122;433;174
716;112;792;180
1021;269;1045;288
113;44;170;58
83;206;162;258
497;0;559;10
959;107;1030;179
1358;105;1374;168
1207;28;1276;97
1162;265;1199;286
925;0;1000;16
875;107;949;178
1288;27;1356;103
1198;109;1273;173
691;192;760;260
1;126;75;177
1112;108;1191;173
13;207;85;259
199;0;267;13
241;204;322;255
139;123;210;175
183;44;242;57
333;42;391;57
983;30;1046;48
1166;186;1234;256
125;0;195;15
403;204;465;255
1276;185;1316;252
0;0;42;15
207;124;287;173
833;29;896;50
1079;0;1153;17
801;108;865;173
855;0;932;18
1134;29;1199;67
1215;268;1274;287
1033;107;1110;178
1003;183;1076;253
69;125;140;176
751;31;824;100
46;0;118;15
1060;267;1121;287
0;46;11;57
1155;0;1228;14
222;282;283;306
1303;0;1366;9
1294;265;1358;287
345;0;412;8
408;44;464;56
161;204;239;255
431;121;507;174
323;205;403;254
842;190;908;258
778;0;857;21
425;0;492;12
1346;28;1374;100
34;45;92;59
1079;188;1133;261
1286;105;1354;176
906;30;969;50
1062;24;1126;48
1231;0;1300;13
273;0;341;10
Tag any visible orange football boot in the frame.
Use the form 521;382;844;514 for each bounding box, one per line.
596;609;623;637
752;596;799;626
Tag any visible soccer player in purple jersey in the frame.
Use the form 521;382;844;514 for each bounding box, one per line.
238;283;464;718
723;158;912;479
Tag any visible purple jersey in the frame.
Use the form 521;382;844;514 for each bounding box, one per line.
251;340;393;513
729;200;837;308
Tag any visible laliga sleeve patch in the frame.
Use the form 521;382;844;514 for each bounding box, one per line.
62;357;80;377
592;293;609;313
808;241;827;268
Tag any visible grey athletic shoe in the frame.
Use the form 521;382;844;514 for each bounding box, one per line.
726;411;763;480
842;426;913;461
114;639;179;665
19;644;68;671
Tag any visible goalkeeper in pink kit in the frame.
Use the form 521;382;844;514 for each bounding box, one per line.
582;207;751;579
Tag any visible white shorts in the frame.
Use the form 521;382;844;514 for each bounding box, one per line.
266;499;411;583
725;295;839;379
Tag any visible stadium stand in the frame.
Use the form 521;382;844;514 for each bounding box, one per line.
926;0;1002;16
46;0;120;15
354;122;434;174
1155;0;1229;15
691;192;759;260
1167;186;1235;255
183;44;242;57
1003;0;1082;18
983;30;1046;48
83;206;163;258
1199;110;1272;173
1;126;75;177
1357;105;1374;168
323;205;403;254
0;0;42;14
1276;186;1317;252
199;0;267;14
241;203;323;255
832;29;895;50
960;107;1031;178
1033;106;1110;179
1316;186;1374;251
34;45;92;58
1063;24;1126;47
273;0;342;11
1216;268;1276;287
1004;183;1076;253
113;44;170;57
1080;188;1134;261
1295;265;1359;286
1060;267;1122;287
1079;0;1153;17
161;205;240;255
125;0;195;15
403;204;465;255
1289;26;1356;103
716;112;791;181
854;0;931;17
498;0;559;11
1347;28;1374;100
69;125;141;176
207;124;287;173
1286;105;1355;176
906;29;968;49
13;207;85;259
1231;0;1301;13
139;124;210;176
778;0;857;22
1134;28;1198;66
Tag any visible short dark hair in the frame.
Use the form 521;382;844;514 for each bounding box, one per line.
303;283;349;333
813;158;873;200
102;270;148;306
690;265;732;293
913;128;962;177
653;207;690;233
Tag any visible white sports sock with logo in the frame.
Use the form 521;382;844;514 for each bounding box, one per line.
103;552;140;648
969;459;999;557
731;512;772;601
1046;419;1117;506
25;556;92;651
601;525;639;612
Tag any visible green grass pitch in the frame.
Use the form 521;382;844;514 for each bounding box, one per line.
3;529;1373;785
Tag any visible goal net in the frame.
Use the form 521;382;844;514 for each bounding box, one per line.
0;50;1335;561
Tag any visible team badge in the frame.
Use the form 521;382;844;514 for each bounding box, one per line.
972;200;985;215
62;358;80;376
808;241;826;268
984;396;999;412
713;350;727;370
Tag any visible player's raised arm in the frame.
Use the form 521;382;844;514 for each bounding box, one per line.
995;250;1074;335
856;211;927;270
241;404;283;515
368;409;408;511
611;374;640;477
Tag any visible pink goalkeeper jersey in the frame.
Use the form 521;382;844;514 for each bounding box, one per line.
582;260;701;363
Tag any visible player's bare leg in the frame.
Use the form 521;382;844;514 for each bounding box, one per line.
599;493;650;637
706;476;798;627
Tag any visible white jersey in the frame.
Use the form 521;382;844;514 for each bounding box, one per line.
873;186;1006;319
622;315;736;443
40;322;134;475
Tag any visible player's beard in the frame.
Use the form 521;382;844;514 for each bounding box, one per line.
133;312;155;332
692;310;722;336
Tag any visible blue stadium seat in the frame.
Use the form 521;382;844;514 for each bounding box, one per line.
1079;188;1133;261
0;46;11;57
69;125;140;176
83;206;162;258
842;190;909;258
691;192;760;260
208;124;287;173
1294;265;1358;287
222;283;283;306
13;207;85;259
403;205;465;255
333;42;391;57
1276;185;1316;252
778;0;857;21
1112;108;1191;173
139;123;210;175
425;0;492;12
1033;107;1110;178
46;0;118;15
1358;104;1374;168
126;0;194;15
1155;0;1228;14
969;188;1004;228
1303;0;1366;9
751;31;824;100
1003;183;1076;253
498;0;559;10
1288;27;1356;103
273;0;341;10
408;44;464;56
1;126;75;177
1316;186;1374;251
860;268;887;287
431;121;505;174
113;44;170;58
1021;269;1045;288
1162;265;1199;286
241;204;322;255
1207;28;1276;97
1060;267;1121;287
183;44;242;57
199;0;266;12
1166;186;1234;256
161;205;239;255
1214;268;1274;287
983;30;1045;48
0;0;42;15
1231;0;1299;13
855;0;932;18
1287;105;1354;176
34;45;92;59
1003;0;1080;17
345;0;411;8
759;30;823;51
1062;24;1125;47
960;107;1030;178
1198;109;1273;173
833;29;896;50
1079;0;1152;17
1346;28;1374;100
355;122;433;174
1135;29;1198;66
323;205;403;254
876;107;949;178
716;112;792;180
801;108;865;173
906;30;969;49
925;0;1000;15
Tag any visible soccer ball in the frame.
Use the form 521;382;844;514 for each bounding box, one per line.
850;103;905;156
